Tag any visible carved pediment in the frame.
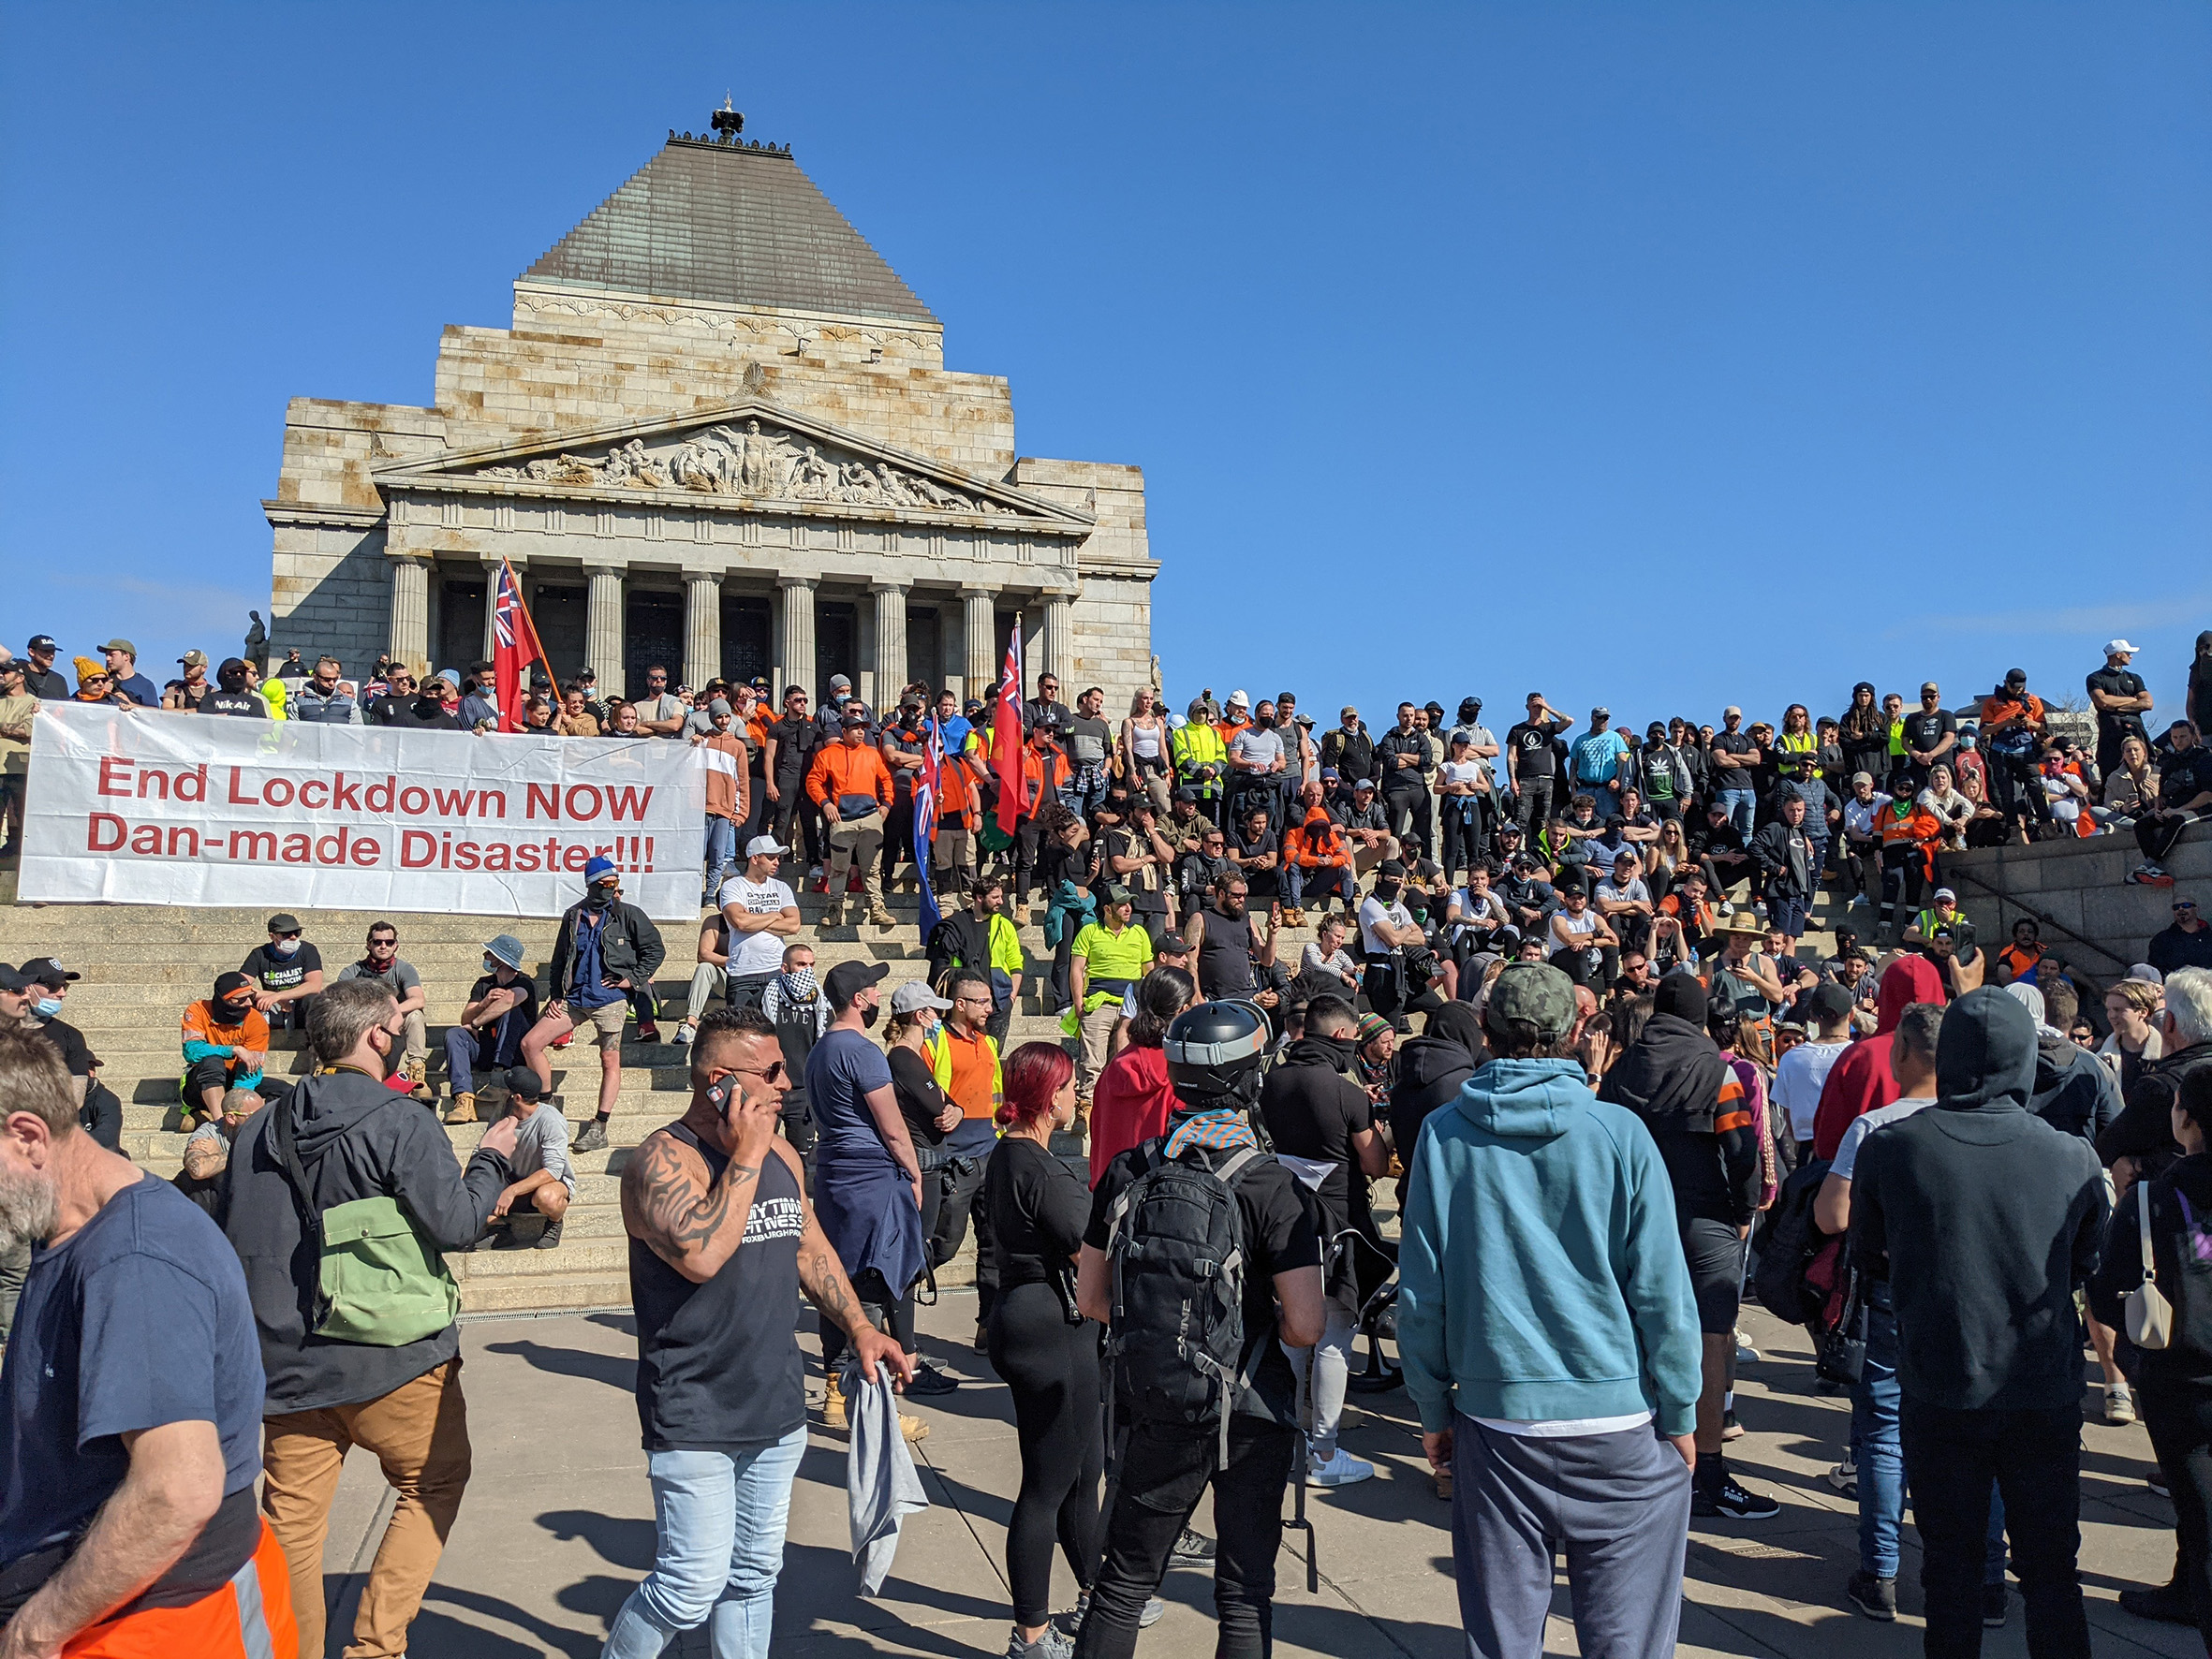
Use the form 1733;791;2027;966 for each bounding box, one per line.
373;402;1085;530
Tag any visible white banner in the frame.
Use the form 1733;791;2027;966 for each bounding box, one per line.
19;703;704;919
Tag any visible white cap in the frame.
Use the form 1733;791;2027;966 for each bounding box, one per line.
2105;639;2140;656
1228;689;1248;708
745;835;789;859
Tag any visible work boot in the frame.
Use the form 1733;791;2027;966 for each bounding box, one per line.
822;1375;848;1431
402;1056;427;1087
444;1092;478;1124
864;875;895;930
571;1118;609;1154
533;1219;564;1250
821;895;847;929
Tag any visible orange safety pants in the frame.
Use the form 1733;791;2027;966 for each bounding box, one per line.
61;1518;294;1659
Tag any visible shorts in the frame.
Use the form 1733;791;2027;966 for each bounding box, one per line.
1682;1216;1747;1333
1769;895;1808;937
551;1000;627;1048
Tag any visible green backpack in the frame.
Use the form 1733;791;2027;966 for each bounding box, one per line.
273;1092;459;1346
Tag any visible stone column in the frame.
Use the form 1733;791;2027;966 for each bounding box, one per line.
962;587;997;697
872;581;909;707
1044;594;1073;689
389;555;431;674
585;565;625;690
685;573;722;691
777;576;817;701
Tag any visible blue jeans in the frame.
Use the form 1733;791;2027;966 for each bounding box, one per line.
704;815;738;900
1284;860;1354;909
1853;1298;2007;1583
602;1427;807;1659
442;1006;532;1097
1718;786;1756;837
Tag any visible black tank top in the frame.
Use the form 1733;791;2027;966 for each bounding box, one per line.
629;1122;806;1449
1199;907;1257;995
774;993;822;1106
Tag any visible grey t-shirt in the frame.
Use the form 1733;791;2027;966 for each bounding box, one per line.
509;1101;577;1192
638;692;688;733
1229;727;1285;773
335;957;422;1003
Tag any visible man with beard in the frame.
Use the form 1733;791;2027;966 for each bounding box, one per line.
926;876;1025;1048
523;858;666;1155
0;1028;297;1658
761;685;823;874
1260;994;1388;1489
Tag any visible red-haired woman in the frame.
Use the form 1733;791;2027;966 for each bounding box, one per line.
982;1041;1101;1655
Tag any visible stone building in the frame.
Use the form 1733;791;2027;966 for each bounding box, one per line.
262;110;1155;708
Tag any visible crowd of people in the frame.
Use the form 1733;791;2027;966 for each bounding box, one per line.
8;624;2212;1659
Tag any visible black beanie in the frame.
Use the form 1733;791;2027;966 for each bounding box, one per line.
1654;973;1708;1026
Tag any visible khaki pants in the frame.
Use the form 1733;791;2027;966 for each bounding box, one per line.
684;962;727;1022
1076;1001;1123;1104
397;1008;427;1065
932;821;977;894
1351;838;1400;880
262;1359;472;1659
827;815;885;909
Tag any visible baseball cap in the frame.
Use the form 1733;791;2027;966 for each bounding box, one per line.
179;649;208;668
840;712;869;728
1591;706;1610;719
1156;932;1193;954
0;965;30;993
1805;981;1854;1023
213;970;255;1005
18;958;79;990
1352;776;1376;792
889;982;954;1015
98;638;137;656
504;1066;547;1102
1934;888;1956;902
745;835;789;859
2106;639;2139;656
2004;668;2028;686
577;666;597;680
1100;882;1133;905
823;959;891;1007
26;634;56;653
1486;962;1577;1040
2128;962;2165;985
266;913;302;935
1376;859;1407;879
584;855;618;884
1172;785;1199;802
483;933;526;970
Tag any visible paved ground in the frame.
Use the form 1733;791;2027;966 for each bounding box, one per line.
309;1299;2202;1658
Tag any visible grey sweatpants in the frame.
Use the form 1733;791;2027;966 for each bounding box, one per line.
1452;1414;1691;1659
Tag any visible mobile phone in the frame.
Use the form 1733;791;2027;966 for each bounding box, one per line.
705;1077;734;1118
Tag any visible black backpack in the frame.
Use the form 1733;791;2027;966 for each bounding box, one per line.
1750;1156;1835;1328
1104;1138;1266;1466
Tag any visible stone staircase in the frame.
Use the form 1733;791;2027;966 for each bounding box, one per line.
1;862;1845;1316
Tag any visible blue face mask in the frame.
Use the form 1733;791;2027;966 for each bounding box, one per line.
32;997;62;1020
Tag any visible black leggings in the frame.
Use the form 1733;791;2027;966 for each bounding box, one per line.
989;1283;1103;1627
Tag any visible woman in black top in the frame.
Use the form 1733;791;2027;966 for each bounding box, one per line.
983;1042;1100;1654
879;988;963;1395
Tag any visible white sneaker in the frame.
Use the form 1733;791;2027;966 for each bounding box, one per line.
1736;1334;1762;1364
1307;1448;1376;1487
672;1023;696;1048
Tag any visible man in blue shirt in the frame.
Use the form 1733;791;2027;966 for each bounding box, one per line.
1569;707;1630;818
96;638;161;710
0;1024;294;1656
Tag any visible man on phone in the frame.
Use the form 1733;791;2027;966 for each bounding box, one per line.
608;1006;910;1657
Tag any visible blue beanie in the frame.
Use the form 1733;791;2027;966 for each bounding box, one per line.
584;855;617;884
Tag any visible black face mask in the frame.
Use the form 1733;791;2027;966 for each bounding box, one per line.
1374;880;1401;902
584;885;615;910
859;1001;880;1030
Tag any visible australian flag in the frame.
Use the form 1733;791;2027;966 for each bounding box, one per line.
916;717;944;940
492;558;550;733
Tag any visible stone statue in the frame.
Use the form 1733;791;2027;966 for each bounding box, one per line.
1149;654;1163;693
244;610;268;675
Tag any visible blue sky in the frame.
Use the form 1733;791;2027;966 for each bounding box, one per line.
4;3;2208;727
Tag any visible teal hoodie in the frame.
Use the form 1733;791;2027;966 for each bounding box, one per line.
1396;1056;1703;1436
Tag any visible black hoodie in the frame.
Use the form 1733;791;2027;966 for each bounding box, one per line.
1388;1002;1486;1158
1597;1013;1759;1227
2029;1032;2122;1143
219;1066;510;1412
1259;1034;1377;1309
1852;988;2106;1412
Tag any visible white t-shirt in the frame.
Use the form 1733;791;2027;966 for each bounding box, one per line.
1771;1038;1849;1142
1439;758;1487;793
1830;1094;1935;1183
1473;1410;1655;1439
716;874;799;976
1358;896;1413;956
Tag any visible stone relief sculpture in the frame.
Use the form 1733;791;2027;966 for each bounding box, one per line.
472;418;1036;519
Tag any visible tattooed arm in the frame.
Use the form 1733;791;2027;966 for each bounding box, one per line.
788;1139;916;1387
621;1123;772;1284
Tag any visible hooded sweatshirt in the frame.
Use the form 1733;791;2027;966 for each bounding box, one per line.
1260;1034;1379;1308
1851;989;2106;1412
1810;953;1944;1158
219;1065;511;1412
1397;1057;1702;1434
1388;1001;1486;1159
1597;1012;1758;1227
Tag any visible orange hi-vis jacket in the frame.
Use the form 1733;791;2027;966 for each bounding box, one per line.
805;741;895;813
1286;805;1350;871
1012;741;1071;818
1878;799;1944;880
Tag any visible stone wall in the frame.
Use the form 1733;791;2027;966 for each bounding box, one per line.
1946;830;2212;981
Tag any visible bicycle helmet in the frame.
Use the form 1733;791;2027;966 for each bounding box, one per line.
1162;1000;1271;1106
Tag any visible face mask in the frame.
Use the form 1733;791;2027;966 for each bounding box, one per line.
222;1000;254;1022
584;885;615;910
270;938;301;959
859;1001;880;1031
778;966;818;1003
1374;881;1400;902
32;997;62;1020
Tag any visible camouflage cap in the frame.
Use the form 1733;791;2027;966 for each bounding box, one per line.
1485;962;1577;1041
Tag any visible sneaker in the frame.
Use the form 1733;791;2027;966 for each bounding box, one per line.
673;1023;696;1048
1983;1584;2008;1628
551;1030;573;1049
2150;1466;2171;1499
2105;1381;2137;1425
1845;1570;1897;1622
571;1119;609;1153
1054;1593;1159;1637
1825;1450;1858;1499
533;1219;564;1250
1169;1528;1216;1567
2130;864;2175;888
636;1020;662;1044
906;1363;959;1397
1735;1334;1762;1364
1005;1626;1073;1659
1721;1409;1746;1442
2118;1579;2195;1624
1692;1471;1780;1521
1307;1448;1376;1487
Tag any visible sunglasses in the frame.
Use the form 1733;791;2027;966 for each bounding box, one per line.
720;1059;789;1085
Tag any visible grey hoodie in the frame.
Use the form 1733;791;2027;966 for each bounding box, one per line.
219;1066;509;1413
1851;987;2106;1412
